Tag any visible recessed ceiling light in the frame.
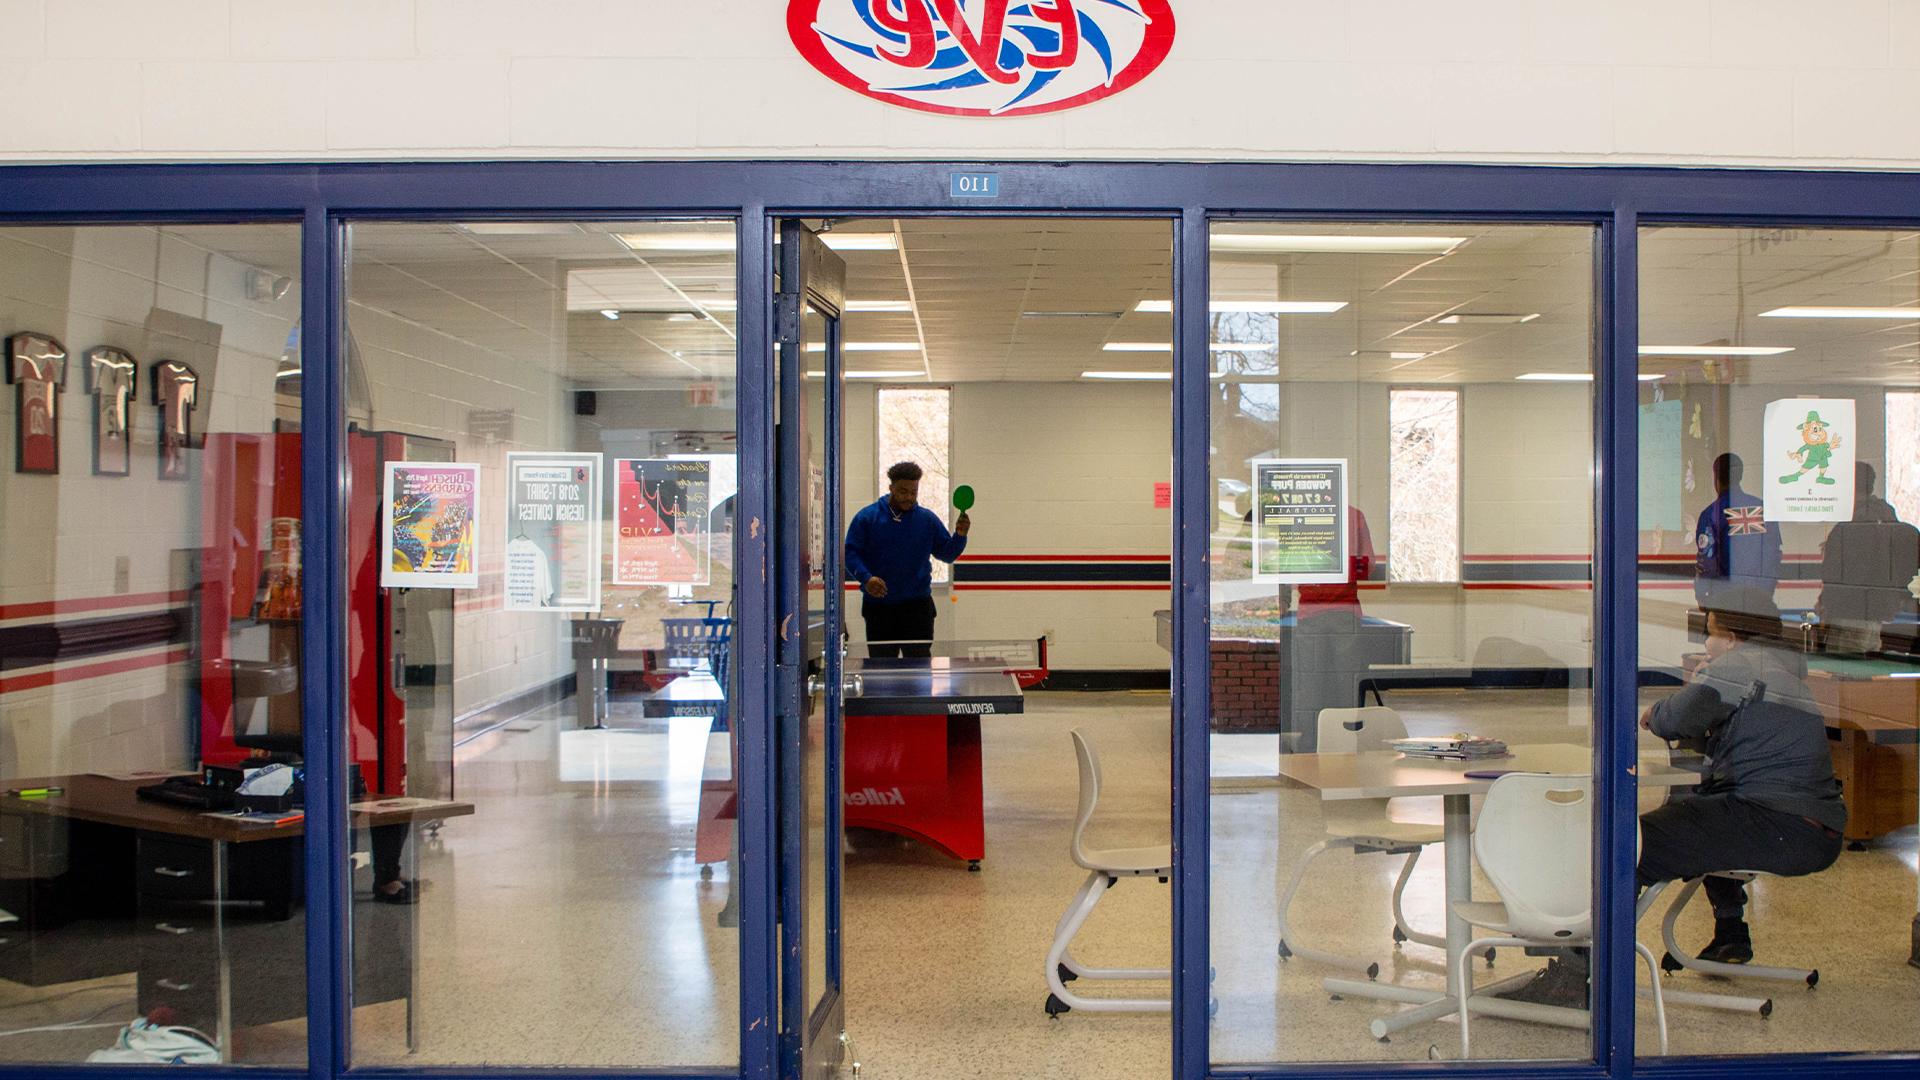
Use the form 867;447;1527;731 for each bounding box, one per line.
1638;345;1793;356
803;342;922;353
1516;372;1664;382
819;234;897;252
457;222;586;236
1081;370;1172;380
806;370;920;379
1759;306;1920;319
1134;300;1348;314
1210;234;1465;255
1105;342;1172;352
1437;312;1541;325
599;309;620;320
847;300;913;312
615;232;736;252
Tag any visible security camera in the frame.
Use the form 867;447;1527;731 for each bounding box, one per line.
246;268;293;302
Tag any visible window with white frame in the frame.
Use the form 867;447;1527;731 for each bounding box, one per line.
1388;387;1461;583
876;385;954;582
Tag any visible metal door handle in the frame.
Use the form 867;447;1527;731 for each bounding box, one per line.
155;978;194;991
806;674;864;696
153;867;193;878
154;923;194;936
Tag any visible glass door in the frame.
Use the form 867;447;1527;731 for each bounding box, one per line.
775;220;849;1079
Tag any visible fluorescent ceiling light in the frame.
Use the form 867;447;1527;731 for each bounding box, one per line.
803;342;922;353
820;233;897;251
599;309;620;320
1517;372;1665;382
1081;370;1172;380
456;222;585;236
806;370;920;379
1759;306;1920;319
1134;300;1348;314
1210;342;1278;352
1105;342;1172;352
1210;234;1465;255
846;300;913;312
1638;345;1793;357
1022;310;1124;319
1351;350;1429;360
1438;312;1541;324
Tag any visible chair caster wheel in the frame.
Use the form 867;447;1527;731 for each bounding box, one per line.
1485;947;1496;968
1392;926;1407;945
1329;994;1343;1002
1158;876;1168;884
1376;1036;1391;1045
1277;940;1292;961
968;861;982;873
700;864;714;880
1806;969;1819;988
1365;962;1380;981
1760;999;1774;1018
1057;963;1079;984
1045;993;1070;1018
1660;952;1683;974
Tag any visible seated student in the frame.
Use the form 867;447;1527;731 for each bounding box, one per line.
1637;587;1845;962
1503;588;1844;1006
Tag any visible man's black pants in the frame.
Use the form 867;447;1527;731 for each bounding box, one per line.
862;596;936;659
1637;794;1842;918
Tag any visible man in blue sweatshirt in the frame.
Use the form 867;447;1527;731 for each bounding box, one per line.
844;461;970;658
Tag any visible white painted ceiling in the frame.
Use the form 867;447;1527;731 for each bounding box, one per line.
184;218;1920;388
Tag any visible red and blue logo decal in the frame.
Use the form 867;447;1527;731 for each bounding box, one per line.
789;1;1175;118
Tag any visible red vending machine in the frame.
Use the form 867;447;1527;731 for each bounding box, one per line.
197;430;426;796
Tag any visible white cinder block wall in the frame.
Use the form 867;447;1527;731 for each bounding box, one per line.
7;1;1920;166
0;225;297;777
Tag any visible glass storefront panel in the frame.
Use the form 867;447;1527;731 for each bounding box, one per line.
1637;226;1920;1056
0;223;306;1066
1208;222;1606;1065
342;220;739;1068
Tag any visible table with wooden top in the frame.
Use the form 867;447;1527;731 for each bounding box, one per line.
1277;743;1700;1042
0;775;473;1059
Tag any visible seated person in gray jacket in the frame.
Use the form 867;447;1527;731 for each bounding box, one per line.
1637;587;1846;964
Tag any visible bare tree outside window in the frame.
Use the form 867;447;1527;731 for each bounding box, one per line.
1889;392;1920;526
1389;388;1460;583
877;386;953;582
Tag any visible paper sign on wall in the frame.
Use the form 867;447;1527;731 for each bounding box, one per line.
382;463;480;589
1153;482;1172;509
1251;459;1349;584
1763;398;1856;522
504;452;602;612
614;457;712;585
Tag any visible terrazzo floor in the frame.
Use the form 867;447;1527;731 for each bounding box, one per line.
1;686;1916;1075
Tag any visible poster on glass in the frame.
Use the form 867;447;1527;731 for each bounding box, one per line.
504;452;603;611
1763;398;1856;522
1251;458;1350;584
614;457;712;586
382;462;481;589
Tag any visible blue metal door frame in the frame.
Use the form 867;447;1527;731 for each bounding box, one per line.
4;159;1920;1080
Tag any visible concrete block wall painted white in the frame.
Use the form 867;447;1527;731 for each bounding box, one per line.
3;0;1920;165
0;223;297;776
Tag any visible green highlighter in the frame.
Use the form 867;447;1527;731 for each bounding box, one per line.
950;486;974;603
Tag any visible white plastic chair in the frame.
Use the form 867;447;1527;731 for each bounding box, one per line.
1276;707;1445;977
1452;773;1667;1058
1043;729;1172;1017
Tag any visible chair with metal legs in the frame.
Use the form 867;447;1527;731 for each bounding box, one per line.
1629;871;1816;1020
1043;729;1172;1017
1276;707;1445;978
1453;773;1668;1059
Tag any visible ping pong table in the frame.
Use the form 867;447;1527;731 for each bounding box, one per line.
842;646;1043;870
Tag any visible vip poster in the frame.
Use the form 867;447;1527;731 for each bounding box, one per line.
1763;398;1855;523
1251;458;1349;584
614;457;711;585
504;453;602;612
382;463;480;589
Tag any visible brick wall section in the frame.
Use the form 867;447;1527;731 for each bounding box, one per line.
1210;638;1279;732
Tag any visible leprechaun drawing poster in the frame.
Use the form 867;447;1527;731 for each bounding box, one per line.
1763;398;1856;523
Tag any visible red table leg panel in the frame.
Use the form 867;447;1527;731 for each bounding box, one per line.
843;713;984;864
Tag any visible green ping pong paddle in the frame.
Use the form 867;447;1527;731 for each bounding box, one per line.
953;485;975;512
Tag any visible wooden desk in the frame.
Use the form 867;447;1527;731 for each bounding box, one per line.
0;776;472;1060
1806;662;1920;844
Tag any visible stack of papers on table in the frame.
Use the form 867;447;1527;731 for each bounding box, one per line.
1389;735;1509;760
